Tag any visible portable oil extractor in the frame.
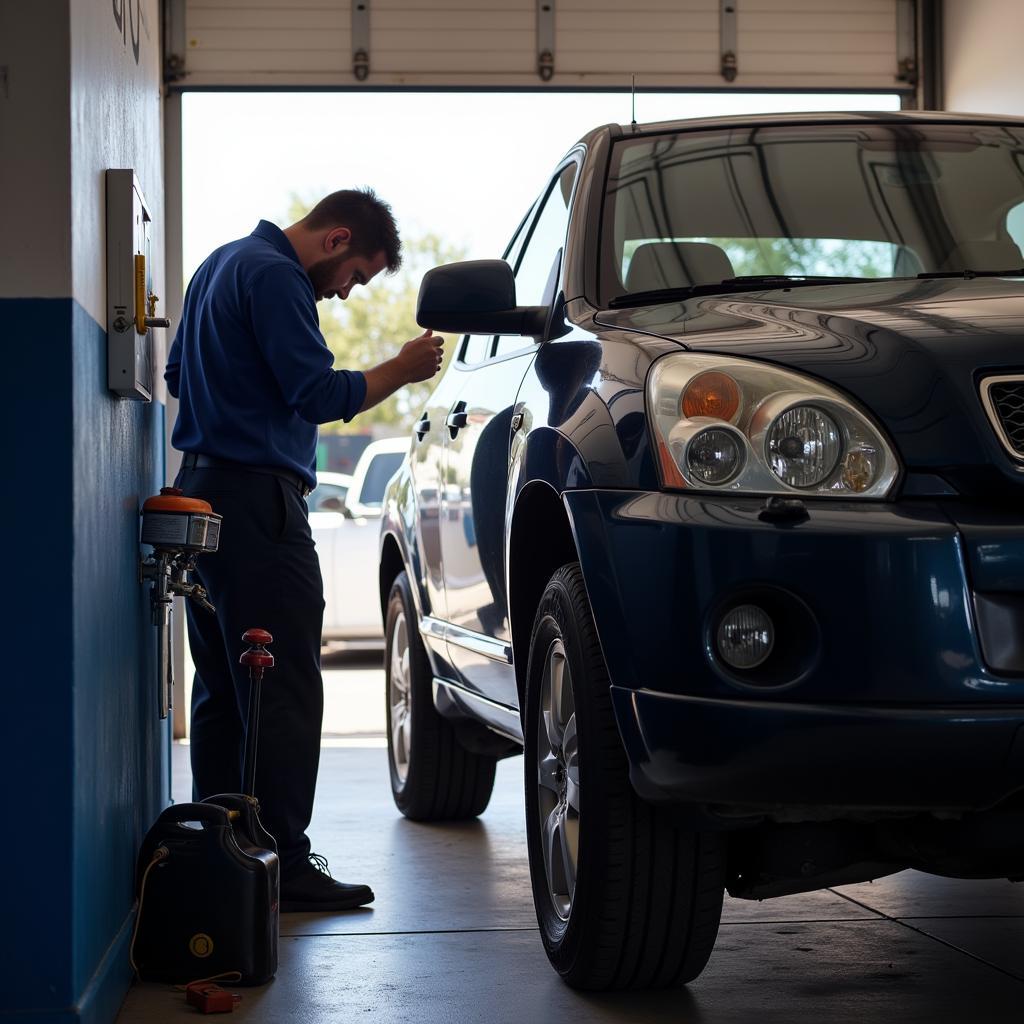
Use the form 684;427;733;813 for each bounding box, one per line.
130;629;279;985
131;489;279;985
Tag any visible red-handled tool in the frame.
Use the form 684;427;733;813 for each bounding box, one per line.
240;629;274;798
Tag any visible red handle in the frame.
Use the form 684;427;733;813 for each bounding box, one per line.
240;628;274;670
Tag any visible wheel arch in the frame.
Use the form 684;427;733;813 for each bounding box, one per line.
379;530;407;620
508;480;579;709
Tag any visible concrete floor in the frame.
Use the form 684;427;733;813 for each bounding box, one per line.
120;659;1024;1022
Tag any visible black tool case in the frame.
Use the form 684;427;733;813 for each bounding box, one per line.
132;797;279;984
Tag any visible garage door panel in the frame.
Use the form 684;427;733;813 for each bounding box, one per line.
374;0;530;10
743;14;896;34
376;51;535;73
376;51;534;74
372;10;528;31
559;54;720;77
741;53;892;75
558;0;710;12
743;0;894;12
191;28;349;51
187;0;340;9
188;9;345;31
559;31;719;55
558;13;718;34
174;0;912;91
743;32;896;54
187;50;351;74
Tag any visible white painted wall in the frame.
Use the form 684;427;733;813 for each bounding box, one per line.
0;1;71;298
944;0;1024;115
71;0;165;376
0;0;165;348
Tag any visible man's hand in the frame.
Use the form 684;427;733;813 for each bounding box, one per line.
396;330;445;383
359;329;446;413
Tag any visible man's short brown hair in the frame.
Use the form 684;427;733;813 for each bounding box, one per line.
301;188;402;272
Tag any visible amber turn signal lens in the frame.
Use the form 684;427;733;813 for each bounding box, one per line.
681;371;741;421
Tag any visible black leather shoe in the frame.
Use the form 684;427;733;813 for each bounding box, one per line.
280;854;375;912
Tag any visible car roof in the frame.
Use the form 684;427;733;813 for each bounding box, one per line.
572;109;1024;150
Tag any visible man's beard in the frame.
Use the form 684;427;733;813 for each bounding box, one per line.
307;251;349;301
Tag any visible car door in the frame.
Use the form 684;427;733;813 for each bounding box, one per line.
409;368;462;629
441;160;580;707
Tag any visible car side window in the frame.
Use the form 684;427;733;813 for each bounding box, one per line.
458;334;491;366
513;163;578;307
504;203;535;268
491;163;579;359
461;205;538;364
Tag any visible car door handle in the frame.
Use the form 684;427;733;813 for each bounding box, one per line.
415;416;430;442
446;401;468;438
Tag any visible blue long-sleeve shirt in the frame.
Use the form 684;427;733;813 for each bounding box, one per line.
165;220;367;489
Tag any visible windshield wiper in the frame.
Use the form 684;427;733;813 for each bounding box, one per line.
608;275;875;309
916;268;1024;279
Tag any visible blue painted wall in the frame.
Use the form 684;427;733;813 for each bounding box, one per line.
70;301;167;1022
0;299;167;1022
0;299;76;1013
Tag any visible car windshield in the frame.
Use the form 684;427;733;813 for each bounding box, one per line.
600;121;1024;307
358;452;404;508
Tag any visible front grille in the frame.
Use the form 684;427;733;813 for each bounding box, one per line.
980;375;1024;460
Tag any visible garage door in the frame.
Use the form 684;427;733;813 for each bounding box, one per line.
165;0;918;93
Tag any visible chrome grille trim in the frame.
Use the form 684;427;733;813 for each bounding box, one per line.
979;374;1024;462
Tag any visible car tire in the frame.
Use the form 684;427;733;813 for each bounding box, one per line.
385;571;497;821
524;563;726;990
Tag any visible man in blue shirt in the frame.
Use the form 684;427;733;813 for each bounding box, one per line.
166;189;442;911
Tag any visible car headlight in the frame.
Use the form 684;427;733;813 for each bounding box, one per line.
648;355;899;498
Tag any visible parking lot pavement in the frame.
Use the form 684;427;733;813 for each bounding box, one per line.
321;649;386;739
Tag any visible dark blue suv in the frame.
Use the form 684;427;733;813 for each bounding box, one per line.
377;112;1024;990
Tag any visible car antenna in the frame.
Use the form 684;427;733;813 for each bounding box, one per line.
630;73;638;131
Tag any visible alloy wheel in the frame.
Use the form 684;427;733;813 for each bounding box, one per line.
389;609;412;785
535;636;580;921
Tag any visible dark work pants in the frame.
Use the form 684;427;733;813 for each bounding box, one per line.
175;465;325;878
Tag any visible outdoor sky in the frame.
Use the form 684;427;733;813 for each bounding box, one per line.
182;90;901;282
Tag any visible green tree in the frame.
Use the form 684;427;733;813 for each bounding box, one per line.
710;236;893;278
286;196;467;434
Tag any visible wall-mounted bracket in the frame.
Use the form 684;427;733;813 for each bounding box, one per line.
537;0;555;82
107;170;170;401
720;0;738;82
353;0;370;81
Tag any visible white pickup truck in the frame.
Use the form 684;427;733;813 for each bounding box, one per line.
310;436;408;643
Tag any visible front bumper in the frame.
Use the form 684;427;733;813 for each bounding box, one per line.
612;686;1024;812
564;489;1024;812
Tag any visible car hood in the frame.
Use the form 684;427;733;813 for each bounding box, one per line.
595;277;1024;496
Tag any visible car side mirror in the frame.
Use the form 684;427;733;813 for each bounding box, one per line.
416;260;549;337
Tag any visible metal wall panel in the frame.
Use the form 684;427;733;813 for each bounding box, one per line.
172;0;910;91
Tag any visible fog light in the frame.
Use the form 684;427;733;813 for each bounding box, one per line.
717;605;774;669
